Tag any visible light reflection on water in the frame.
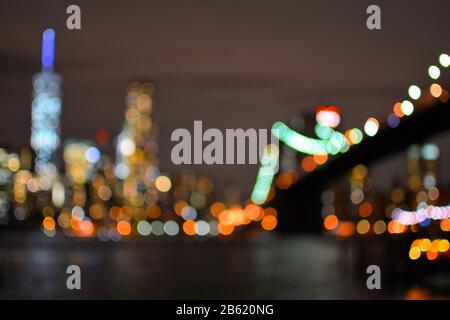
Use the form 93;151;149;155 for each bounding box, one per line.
0;231;448;299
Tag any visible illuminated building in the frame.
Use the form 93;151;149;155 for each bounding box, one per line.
64;140;98;185
393;143;444;246
406;145;423;197
405;143;440;208
64;140;99;207
320;164;376;237
115;82;170;221
349;165;378;236
0;149;20;224
59;140;103;238
30;29;62;174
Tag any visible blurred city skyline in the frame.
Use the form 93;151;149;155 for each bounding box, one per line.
0;0;449;300
1;0;450;194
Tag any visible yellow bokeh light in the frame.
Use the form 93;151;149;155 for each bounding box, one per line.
356;219;370;234
438;239;450;253
155;175;172;192
373;220;386;235
409;247;421;260
7;157;20;172
419;239;431;252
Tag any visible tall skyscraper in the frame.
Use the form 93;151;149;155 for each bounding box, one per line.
30;29;62;174
116;82;163;207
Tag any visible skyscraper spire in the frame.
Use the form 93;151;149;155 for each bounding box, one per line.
30;28;62;174
41;28;55;71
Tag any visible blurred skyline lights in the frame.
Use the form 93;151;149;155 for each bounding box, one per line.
393;205;450;226
409;238;450;261
3;27;450;249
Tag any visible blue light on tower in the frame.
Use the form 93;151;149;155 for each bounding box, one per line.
41;29;55;71
30;28;62;174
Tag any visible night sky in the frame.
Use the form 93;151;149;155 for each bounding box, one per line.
1;0;449;195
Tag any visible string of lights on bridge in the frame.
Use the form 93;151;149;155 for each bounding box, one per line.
251;53;450;205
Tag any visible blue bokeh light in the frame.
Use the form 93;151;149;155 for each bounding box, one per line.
85;147;101;164
42;29;55;70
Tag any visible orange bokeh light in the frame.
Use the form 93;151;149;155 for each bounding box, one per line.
244;204;263;221
174;200;188;216
109;206;121;220
276;173;293;190
147;204;161;219
117;220;132;236
335;221;355;237
323;215;339;230
264;207;277;217
261;215;277;231
210;202;226;217
440;219;450;232
227;207;248;226
393;102;404;118
301;156;316;172
387;220;406;234
430;84;442;98
80;220;94;236
426;250;438;261
218;223;234;235
183;220;196;236
313;154;328;165
358;202;373;217
43;216;56;231
70;217;81;231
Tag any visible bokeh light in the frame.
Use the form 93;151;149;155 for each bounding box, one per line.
430;84;442;98
400;100;414;116
364;117;379;137
439;53;450;68
323;214;338;231
428;65;441;79
117;220;132;236
155;175;172;192
408;85;421;100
